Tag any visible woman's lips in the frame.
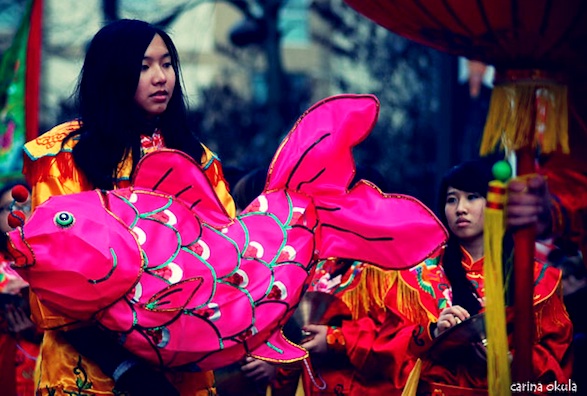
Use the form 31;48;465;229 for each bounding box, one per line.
150;91;168;102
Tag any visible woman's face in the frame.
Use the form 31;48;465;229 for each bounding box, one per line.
0;189;31;234
134;34;176;118
444;186;485;245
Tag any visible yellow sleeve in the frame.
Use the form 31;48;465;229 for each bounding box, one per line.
23;122;91;329
23;121;90;209
201;144;236;218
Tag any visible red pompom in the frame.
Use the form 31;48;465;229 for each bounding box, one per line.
7;210;26;228
11;185;29;203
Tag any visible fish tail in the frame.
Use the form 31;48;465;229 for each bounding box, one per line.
266;94;447;270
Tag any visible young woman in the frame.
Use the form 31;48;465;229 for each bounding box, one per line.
22;19;234;396
381;159;573;395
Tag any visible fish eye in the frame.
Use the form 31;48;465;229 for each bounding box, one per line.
54;211;75;228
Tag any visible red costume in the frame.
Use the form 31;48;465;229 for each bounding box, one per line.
381;248;573;395
274;259;400;395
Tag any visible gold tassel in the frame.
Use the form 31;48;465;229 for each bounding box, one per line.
341;264;436;323
480;72;569;156
341;265;397;320
484;177;512;396
401;358;422;396
539;85;569;154
395;275;437;324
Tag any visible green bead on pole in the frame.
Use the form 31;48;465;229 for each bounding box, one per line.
492;160;513;182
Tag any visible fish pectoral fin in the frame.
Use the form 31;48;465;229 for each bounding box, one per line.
145;277;203;312
250;331;308;364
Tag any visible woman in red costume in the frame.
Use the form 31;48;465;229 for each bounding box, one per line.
21;19;234;396
382;159;573;395
272;171;435;396
272;257;402;396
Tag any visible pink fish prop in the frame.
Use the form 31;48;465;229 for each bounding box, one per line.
6;94;447;371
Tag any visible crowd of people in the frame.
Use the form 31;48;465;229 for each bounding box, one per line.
0;17;585;396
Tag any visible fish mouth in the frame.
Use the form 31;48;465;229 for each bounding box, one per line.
5;229;35;268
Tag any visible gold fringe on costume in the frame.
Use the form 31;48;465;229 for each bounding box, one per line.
480;70;569;156
341;265;397;320
395;275;438;325
483;180;512;396
342;264;438;324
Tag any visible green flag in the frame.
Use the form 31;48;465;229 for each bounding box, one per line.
0;0;34;178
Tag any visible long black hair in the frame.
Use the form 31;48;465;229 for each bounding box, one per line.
437;158;494;315
66;19;204;190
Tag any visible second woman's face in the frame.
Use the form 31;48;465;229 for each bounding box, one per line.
444;186;486;244
134;34;176;118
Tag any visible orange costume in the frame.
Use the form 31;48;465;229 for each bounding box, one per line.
381;248;573;395
23;120;235;395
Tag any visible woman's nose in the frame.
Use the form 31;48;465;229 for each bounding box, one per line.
455;200;468;214
152;67;167;84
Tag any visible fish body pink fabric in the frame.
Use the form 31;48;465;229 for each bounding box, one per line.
6;94;447;370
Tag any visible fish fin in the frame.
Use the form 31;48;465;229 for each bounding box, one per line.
250;331;308;364
266;94;378;194
317;180;447;270
145;277;203;312
132;149;231;225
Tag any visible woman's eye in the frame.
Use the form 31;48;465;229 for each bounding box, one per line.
141;64;149;71
468;194;480;200
54;211;75;228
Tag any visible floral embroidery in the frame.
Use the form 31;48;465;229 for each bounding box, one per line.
48;355;94;396
140;130;164;154
326;326;346;354
411;256;442;298
36;130;71;150
314;272;341;293
326;326;345;346
438;285;452;310
310;259;362;295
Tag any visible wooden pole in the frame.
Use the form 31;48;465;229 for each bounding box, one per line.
510;146;536;394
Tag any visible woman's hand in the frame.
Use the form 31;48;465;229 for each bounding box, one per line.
240;356;276;384
506;175;551;237
434;305;470;337
300;324;328;355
